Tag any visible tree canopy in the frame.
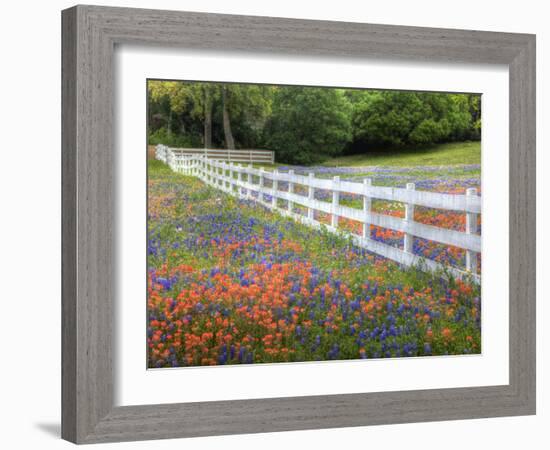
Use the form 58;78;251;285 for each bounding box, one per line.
351;91;478;148
264;87;352;164
147;80;481;163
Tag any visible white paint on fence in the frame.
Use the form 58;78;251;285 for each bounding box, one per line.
156;144;481;283
465;187;479;273
157;145;275;164
404;182;415;254
331;176;340;229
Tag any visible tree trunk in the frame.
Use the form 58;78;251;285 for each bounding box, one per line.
203;87;212;148
222;86;235;149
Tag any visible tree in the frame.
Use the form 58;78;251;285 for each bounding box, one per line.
219;84;273;149
351;91;476;149
467;94;482;140
203;85;213;148
264;87;352;164
148;80;215;148
147;80;481;159
221;85;236;149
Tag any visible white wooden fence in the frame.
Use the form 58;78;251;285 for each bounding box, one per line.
156;145;481;283
156;144;274;164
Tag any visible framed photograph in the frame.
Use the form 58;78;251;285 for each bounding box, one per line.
62;5;536;444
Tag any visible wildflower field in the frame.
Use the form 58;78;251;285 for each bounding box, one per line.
147;158;481;368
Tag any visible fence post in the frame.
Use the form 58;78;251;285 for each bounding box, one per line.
307;172;315;222
465;187;478;273
211;160;215;186
362;178;372;240
229;162;235;194
236;164;243;198
208;159;216;187
331;176;340;229
246;164;252;198
225;162;230;192
404;182;415;253
259;167;265;203
288;170;295;214
272;170;278;209
210;159;214;186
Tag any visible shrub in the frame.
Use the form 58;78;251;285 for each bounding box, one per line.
148;127;200;148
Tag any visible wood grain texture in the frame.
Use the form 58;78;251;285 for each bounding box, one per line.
61;6;77;443
61;4;536;444
508;35;536;411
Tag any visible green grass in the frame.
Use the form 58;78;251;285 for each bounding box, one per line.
249;141;481;187
147;158;176;174
320;141;481;167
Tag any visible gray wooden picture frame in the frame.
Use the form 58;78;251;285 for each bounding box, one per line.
61;5;536;444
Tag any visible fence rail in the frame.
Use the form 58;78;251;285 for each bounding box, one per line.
156;145;274;164
156;145;481;283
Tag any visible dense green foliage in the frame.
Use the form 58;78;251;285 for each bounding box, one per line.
350;91;479;150
148;80;481;163
264;87;352;164
148;81;272;150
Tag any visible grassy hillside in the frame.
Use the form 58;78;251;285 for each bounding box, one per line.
321;141;481;167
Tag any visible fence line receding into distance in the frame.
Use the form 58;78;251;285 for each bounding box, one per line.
155;144;481;283
161;147;275;164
